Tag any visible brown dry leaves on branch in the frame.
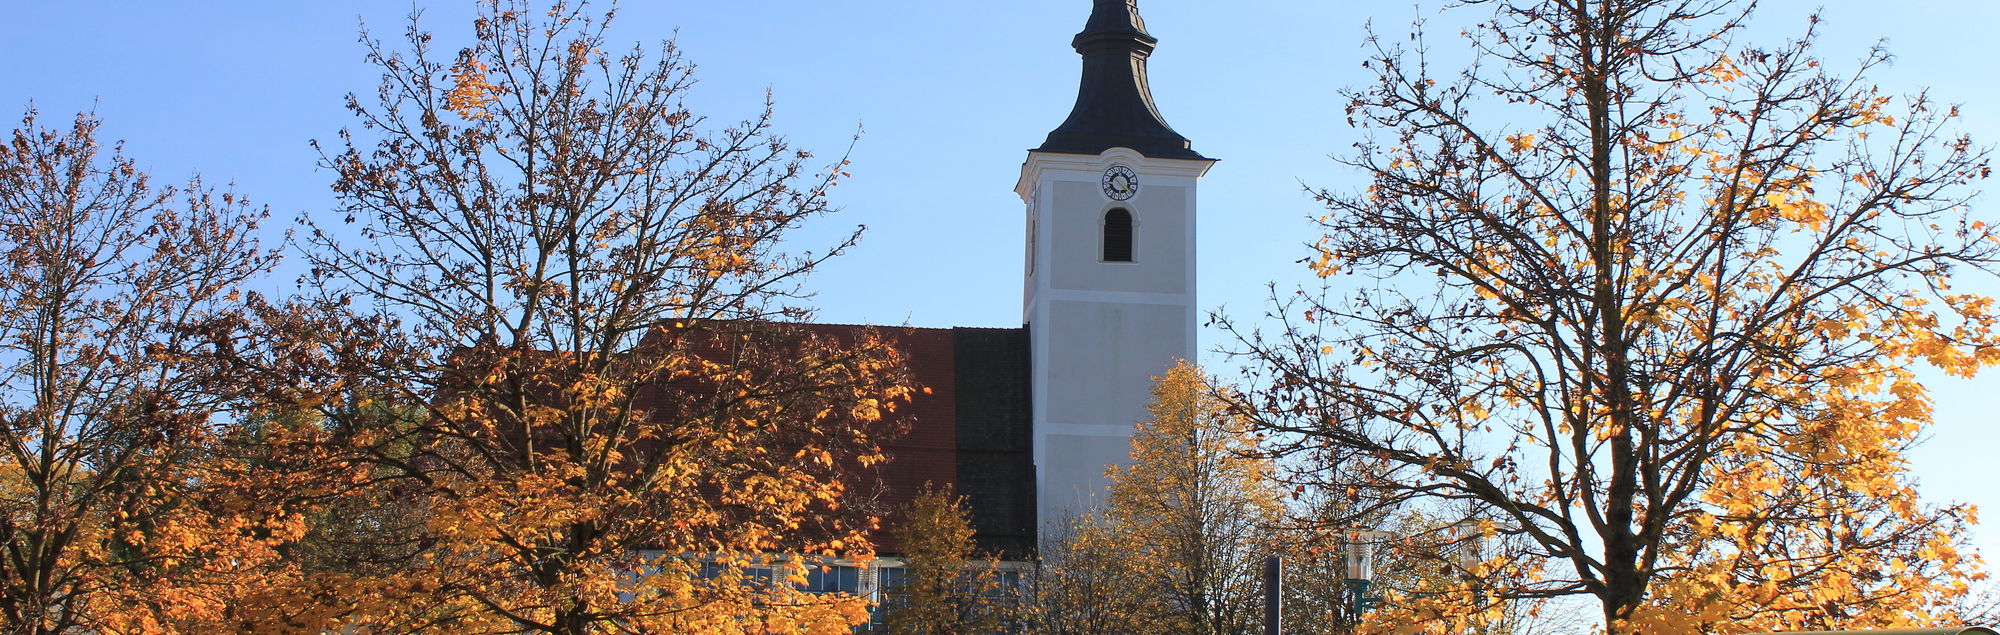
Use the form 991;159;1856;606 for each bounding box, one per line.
0;108;303;634
193;1;913;633
1216;0;1998;633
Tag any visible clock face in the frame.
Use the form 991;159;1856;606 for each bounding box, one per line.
1101;165;1138;201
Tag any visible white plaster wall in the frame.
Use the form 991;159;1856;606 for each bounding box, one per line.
1047;181;1188;294
1016;147;1212;532
1043;299;1186;429
1038;433;1139;520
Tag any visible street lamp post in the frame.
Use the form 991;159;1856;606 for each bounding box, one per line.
1343;530;1387;619
1449;520;1484;572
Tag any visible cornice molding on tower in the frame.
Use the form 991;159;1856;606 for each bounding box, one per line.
1015;147;1215;202
1037;288;1193;306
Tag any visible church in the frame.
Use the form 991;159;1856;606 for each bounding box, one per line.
799;0;1213;596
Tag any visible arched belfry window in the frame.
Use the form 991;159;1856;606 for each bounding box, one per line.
1102;208;1134;262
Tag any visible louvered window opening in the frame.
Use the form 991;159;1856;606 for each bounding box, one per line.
1103;208;1134;262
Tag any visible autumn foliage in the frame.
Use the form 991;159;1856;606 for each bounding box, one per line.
882;484;1017;635
6;0;2000;633
211;1;914;633
1218;0;1998;632
0;108;304;634
1026;363;1362;635
1102;363;1286;635
5;0;918;633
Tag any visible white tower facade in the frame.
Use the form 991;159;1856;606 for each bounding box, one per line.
1019;0;1214;529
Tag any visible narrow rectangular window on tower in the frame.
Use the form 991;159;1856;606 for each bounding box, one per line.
1103;208;1133;262
1028;217;1037;275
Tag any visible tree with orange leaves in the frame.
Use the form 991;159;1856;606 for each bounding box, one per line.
205;1;915;633
882;484;1016;635
0;108;303;634
1216;0;1998;632
1103;362;1286;635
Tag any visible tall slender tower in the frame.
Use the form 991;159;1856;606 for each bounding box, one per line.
1017;0;1214;529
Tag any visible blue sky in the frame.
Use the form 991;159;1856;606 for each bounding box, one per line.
6;0;1998;564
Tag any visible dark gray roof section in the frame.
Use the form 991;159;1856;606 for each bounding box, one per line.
1035;0;1208;160
952;327;1037;559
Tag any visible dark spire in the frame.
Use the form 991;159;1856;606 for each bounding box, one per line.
1035;0;1206;160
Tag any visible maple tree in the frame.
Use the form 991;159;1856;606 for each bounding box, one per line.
1214;0;1998;632
200;1;918;633
0;108;306;634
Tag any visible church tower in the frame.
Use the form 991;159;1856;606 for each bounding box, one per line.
1017;0;1214;529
